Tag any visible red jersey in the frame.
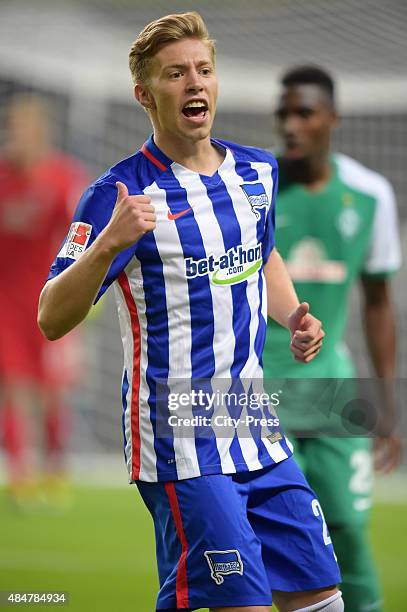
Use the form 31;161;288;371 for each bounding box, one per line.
0;151;88;312
0;151;88;383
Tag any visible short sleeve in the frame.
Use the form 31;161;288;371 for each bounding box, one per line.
262;161;278;263
47;180;137;302
362;178;401;277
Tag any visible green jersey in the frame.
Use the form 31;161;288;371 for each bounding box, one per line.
263;154;400;429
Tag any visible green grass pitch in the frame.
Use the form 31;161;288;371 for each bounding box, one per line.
0;487;405;611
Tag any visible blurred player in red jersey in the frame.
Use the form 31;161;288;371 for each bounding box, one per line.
0;94;88;508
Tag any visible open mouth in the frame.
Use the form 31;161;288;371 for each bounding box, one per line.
182;100;208;119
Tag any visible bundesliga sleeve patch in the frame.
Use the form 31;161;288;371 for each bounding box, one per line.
58;222;92;261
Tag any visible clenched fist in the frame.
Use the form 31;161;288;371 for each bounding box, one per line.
288;302;325;363
99;181;156;255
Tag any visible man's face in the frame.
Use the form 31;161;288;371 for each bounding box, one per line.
7;101;49;152
136;37;218;145
274;84;337;161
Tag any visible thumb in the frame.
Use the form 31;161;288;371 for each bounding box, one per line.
288;302;309;335
115;181;129;203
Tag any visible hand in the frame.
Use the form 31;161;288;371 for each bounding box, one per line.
373;435;403;474
288;302;325;363
99;181;156;255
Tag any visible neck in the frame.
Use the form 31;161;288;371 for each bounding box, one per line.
281;153;331;191
154;132;224;175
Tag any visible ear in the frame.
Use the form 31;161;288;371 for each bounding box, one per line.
134;83;156;111
331;109;339;129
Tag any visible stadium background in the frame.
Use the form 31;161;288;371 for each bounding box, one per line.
0;0;406;610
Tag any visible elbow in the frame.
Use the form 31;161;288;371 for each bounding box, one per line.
37;312;61;341
37;282;62;341
37;300;63;341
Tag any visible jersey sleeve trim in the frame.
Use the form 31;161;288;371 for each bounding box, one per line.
360;268;399;279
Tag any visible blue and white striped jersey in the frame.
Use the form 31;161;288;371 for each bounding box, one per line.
48;136;293;482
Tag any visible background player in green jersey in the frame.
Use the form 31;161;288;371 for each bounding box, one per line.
263;65;402;611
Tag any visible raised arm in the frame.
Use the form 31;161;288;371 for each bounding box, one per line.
38;182;155;340
264;248;325;363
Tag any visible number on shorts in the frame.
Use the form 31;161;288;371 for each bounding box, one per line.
349;450;373;495
311;499;332;546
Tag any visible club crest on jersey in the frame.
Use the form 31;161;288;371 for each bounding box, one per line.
240;182;269;220
204;550;243;585
58;222;92;261
336;208;361;239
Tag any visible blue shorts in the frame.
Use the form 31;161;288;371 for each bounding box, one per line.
137;456;341;610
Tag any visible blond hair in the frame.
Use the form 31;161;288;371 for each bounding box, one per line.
129;12;216;84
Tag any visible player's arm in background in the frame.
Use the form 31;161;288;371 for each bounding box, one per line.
360;175;402;472
361;277;396;380
264;247;325;363
262;157;324;363
38;182;155;340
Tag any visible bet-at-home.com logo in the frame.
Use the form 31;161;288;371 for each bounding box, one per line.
185;243;262;286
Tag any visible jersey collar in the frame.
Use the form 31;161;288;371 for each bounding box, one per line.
140;134;234;182
140;135;172;171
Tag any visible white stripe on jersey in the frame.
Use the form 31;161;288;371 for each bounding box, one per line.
250;163;287;461
172;163;237;474
128;260;158;481
115;263;158;482
144;181;201;480
114;281;135;480
219;158;288;466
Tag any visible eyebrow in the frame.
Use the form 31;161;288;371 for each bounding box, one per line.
163;60;213;71
275;105;314;114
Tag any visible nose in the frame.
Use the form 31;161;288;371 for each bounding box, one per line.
280;114;302;138
186;68;204;92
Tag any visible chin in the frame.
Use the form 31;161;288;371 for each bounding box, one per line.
284;150;307;162
185;126;211;142
284;155;315;169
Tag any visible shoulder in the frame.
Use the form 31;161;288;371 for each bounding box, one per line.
334;153;394;203
96;150;150;189
71;153;136;222
84;150;151;202
215;138;278;169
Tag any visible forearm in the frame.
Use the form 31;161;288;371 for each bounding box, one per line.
361;278;397;377
38;235;117;340
362;280;398;444
264;248;299;328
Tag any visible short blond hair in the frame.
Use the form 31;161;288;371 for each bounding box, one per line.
129;12;216;85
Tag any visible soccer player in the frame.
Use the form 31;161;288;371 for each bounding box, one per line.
263;65;401;611
0;94;88;507
38;14;344;612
